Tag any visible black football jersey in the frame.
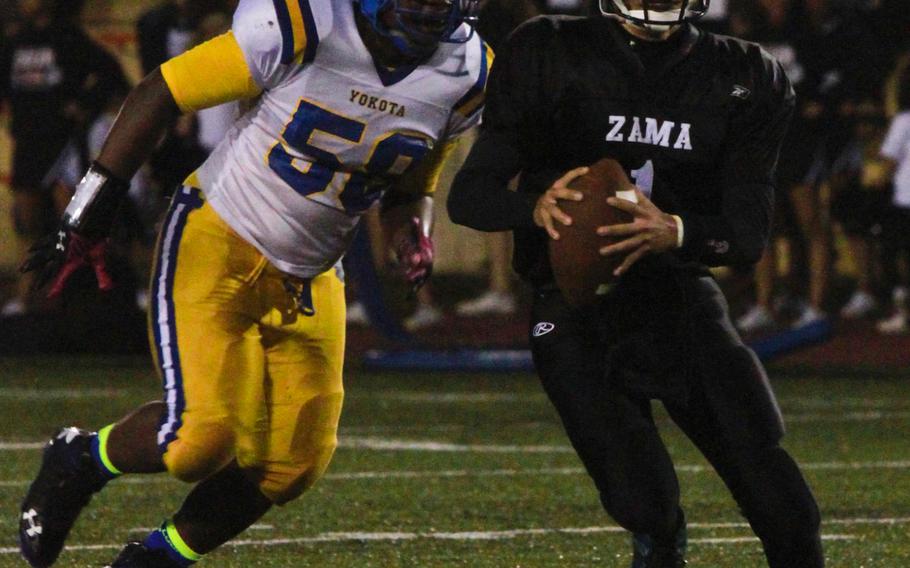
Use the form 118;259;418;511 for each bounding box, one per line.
449;15;796;285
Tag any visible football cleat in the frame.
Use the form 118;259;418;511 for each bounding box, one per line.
19;427;110;567
630;526;688;568
105;542;184;568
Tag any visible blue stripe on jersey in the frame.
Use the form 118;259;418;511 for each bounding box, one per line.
453;39;490;117
153;187;203;454
297;0;319;64
272;0;296;64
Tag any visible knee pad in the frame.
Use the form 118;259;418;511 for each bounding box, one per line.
162;422;235;483
257;438;338;505
255;391;343;504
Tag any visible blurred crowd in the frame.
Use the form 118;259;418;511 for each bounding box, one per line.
1;0;910;337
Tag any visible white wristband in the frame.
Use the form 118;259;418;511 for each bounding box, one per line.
670;215;684;249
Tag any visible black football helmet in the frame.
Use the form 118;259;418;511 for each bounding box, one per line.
600;0;709;29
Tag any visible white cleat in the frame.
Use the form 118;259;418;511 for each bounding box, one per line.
404;304;443;331
735;305;774;333
877;311;909;335
1;298;26;318
839;290;877;319
455;290;517;317
346;301;369;326
791;305;827;329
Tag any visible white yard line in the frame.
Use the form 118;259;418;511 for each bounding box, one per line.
0;388;128;400
340;437;575;453
129;524;274;533
0;521;883;555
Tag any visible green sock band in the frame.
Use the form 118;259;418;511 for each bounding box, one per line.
163;520;203;563
91;424;122;478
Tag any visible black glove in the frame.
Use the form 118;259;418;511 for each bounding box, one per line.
21;229;113;299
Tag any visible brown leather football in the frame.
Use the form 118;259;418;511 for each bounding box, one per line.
548;158;636;307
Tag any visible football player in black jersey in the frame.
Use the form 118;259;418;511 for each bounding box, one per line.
448;1;824;567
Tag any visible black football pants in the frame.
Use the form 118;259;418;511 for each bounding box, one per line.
529;276;824;568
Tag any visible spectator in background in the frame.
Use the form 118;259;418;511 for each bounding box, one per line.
0;0;128;317
731;0;807;332
452;0;541;320
830;101;891;319
136;0;227;192
876;57;910;334
736;0;885;331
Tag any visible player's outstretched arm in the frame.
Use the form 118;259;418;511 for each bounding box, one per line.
20;69;181;297
22;30;262;297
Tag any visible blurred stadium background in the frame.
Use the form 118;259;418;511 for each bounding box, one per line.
1;0;910;566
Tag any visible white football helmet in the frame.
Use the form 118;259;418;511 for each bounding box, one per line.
600;0;709;32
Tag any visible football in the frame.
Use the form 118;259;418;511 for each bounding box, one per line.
548;158;637;307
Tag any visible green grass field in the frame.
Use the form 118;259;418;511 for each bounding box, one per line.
1;356;909;567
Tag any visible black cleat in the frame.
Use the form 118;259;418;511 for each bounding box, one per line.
105;542;184;568
630;526;688;568
19;427;110;567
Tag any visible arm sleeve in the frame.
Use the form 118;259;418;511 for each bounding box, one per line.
160;31;262;113
231;0;320;90
447;18;553;232
676;52;795;267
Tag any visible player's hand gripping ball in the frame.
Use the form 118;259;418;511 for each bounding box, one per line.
543;158;637;307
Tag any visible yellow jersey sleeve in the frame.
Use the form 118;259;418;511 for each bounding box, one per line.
160;31;262;113
392;139;461;197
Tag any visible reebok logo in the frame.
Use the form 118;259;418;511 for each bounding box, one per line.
707;239;730;254
533;322;555;337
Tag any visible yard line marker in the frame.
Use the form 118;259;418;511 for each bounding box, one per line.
0;388;127;400
0;442;43;450
130;524;274;533
340;437;575;453
2;460;909;490
363;391;545;403
787;411;910;423
691;535;855;545
0;523;881;555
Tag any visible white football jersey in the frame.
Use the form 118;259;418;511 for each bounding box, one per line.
195;0;490;278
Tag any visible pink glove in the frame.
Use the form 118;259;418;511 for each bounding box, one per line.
395;217;434;292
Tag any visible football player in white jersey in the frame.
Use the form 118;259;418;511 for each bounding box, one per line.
17;0;489;565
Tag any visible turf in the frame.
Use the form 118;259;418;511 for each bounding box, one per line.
0;356;909;567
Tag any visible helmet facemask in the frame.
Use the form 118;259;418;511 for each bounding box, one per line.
359;0;480;59
600;0;709;33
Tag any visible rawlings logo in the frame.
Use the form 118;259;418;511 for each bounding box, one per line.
532;322;555;337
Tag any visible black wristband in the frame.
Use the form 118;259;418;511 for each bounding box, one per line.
61;161;130;237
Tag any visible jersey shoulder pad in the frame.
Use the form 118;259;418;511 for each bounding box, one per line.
448;33;494;138
232;0;329;88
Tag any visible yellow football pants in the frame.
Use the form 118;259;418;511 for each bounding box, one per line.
148;187;345;504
